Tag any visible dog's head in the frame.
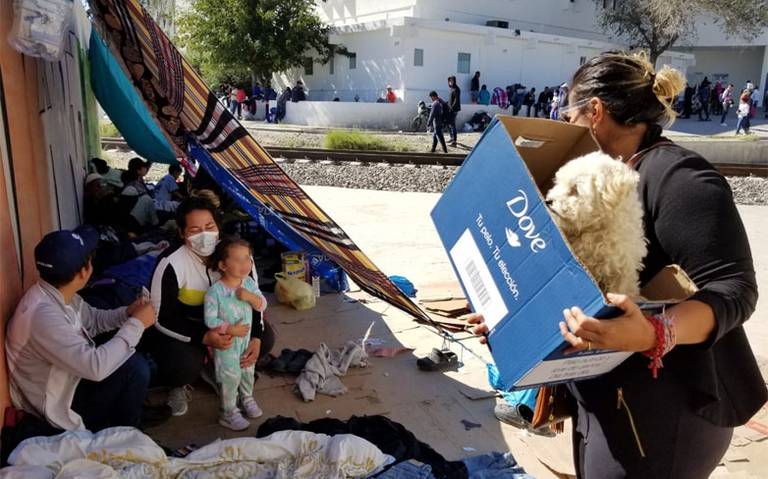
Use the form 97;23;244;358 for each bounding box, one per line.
546;152;640;232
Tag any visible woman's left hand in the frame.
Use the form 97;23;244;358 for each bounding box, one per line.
240;338;262;368
559;293;656;354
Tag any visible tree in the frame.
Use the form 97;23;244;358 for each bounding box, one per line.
177;0;334;88
595;0;768;65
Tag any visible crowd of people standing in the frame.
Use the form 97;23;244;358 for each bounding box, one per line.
679;77;764;135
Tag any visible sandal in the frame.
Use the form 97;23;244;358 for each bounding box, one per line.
417;348;459;372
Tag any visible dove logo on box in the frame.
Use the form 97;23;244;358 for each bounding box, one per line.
505;228;521;247
506;190;547;253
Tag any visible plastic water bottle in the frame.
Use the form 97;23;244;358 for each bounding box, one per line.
312;276;320;298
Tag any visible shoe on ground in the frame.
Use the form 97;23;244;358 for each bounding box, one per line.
219;409;250;431
449;142;457;148
167;385;193;416
240;396;263;418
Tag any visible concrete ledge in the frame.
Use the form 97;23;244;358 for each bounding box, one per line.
675;140;768;165
283;101;504;131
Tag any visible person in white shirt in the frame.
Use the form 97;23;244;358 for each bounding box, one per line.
5;227;158;433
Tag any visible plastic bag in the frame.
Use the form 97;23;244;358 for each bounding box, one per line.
274;273;316;310
8;0;73;61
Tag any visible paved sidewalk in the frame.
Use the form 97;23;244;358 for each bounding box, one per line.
667;115;768;138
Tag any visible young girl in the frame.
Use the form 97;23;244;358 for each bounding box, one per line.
204;237;267;430
736;92;751;135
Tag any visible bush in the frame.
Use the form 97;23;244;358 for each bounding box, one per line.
323;130;410;151
99;122;120;138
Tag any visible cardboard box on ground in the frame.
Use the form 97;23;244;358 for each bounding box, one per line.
431;116;696;391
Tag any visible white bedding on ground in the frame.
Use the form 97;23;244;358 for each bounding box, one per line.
0;426;394;478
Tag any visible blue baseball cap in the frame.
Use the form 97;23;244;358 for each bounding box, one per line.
34;226;99;278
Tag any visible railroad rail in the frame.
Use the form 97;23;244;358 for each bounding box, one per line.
100;138;768;177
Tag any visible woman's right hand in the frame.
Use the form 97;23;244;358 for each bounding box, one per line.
203;329;233;350
466;313;489;345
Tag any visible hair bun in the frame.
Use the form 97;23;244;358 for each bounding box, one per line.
652;65;685;101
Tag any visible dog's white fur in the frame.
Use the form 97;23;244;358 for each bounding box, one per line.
546;151;647;296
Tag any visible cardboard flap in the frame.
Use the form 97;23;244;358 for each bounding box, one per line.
640;265;698;302
498;117;598;192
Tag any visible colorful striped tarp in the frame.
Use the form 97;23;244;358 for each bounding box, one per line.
88;0;432;323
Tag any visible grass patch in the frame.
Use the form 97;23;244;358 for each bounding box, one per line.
99;122;120;138
323;130;411;151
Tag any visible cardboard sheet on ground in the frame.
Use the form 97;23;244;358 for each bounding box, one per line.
88;0;431;324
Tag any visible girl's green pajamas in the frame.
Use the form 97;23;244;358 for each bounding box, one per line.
204;277;265;412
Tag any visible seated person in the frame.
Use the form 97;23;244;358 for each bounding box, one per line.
119;157;158;233
5;227;157;433
146;197;274;416
90;157;124;192
83;173;117;227
154;163;185;213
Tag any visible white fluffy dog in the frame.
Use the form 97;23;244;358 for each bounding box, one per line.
545;151;647;297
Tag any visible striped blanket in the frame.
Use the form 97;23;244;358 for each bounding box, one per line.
88;0;431;323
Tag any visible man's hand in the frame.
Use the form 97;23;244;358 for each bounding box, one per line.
126;298;148;317
240;338;261;368
203;329;233;350
131;302;157;329
228;320;250;338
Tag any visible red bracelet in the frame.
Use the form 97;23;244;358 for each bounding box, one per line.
643;311;676;379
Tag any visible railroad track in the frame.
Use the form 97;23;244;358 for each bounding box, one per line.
100;137;768;177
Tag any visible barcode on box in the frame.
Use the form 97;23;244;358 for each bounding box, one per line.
449;229;508;330
465;258;491;307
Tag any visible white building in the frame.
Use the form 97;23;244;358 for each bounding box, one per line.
274;0;765;105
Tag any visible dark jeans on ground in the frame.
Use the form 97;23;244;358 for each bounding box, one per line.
721;105;731;124
431;126;447;153
447;111;458;144
525;105;533;117
736;116;751;135
141;319;276;389
71;352;150;432
570;360;733;479
699;102;710;120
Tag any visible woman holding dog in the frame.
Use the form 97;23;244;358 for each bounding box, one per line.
470;52;765;478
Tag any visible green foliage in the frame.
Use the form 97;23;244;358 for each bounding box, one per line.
594;0;768;64
98;121;120;138
323;130;412;152
177;0;333;88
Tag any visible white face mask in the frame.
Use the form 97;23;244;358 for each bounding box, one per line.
187;231;219;257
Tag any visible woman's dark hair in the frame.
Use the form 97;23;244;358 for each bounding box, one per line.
90;158;109;174
569;52;685;127
176;196;220;232
169;163;183;175
207;236;251;271
429;90;438;98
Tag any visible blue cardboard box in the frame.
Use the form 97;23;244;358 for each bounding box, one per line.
431;116;632;390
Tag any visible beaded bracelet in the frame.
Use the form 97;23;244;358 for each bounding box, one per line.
643;310;677;379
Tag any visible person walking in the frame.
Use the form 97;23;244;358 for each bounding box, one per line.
698;77;712;121
736;92;752;135
471;52;765;479
720;84;734;126
447;76;461;147
228;87;240;118
713;81;724;116
427;91;448;153
470;71;481;104
524;88;537;117
682;83;694;118
478;84;491;105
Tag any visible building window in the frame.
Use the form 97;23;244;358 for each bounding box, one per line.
457;52;471;74
579;56;587;65
330;56;334;75
414;48;424;67
349;53;357;70
304;58;313;75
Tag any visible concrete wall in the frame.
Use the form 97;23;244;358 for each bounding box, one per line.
282;100;505;130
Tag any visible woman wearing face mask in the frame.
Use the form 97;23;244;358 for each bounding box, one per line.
147;196;274;417
470;52;765;478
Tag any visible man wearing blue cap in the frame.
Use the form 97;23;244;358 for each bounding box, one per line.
5;226;158;432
